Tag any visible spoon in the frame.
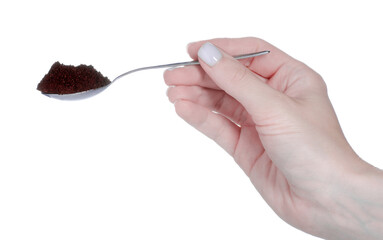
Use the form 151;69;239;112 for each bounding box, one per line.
44;50;270;100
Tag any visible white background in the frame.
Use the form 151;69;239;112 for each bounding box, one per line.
0;1;382;239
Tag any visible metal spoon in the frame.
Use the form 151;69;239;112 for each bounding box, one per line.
43;51;270;100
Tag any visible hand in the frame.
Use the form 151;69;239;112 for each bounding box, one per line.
164;37;383;239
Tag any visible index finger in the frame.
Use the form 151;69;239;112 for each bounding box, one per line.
187;37;296;79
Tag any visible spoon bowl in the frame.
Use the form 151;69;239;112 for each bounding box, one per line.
44;85;110;100
43;51;270;100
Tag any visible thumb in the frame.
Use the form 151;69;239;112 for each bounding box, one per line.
197;42;287;121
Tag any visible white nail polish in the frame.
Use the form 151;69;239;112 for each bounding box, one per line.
198;42;222;67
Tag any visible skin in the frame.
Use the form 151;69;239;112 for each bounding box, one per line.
163;37;383;239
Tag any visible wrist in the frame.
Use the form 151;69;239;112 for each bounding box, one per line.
324;157;383;240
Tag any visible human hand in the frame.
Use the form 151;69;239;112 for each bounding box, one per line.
164;37;383;239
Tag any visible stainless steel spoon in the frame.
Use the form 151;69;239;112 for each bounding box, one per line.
43;50;270;100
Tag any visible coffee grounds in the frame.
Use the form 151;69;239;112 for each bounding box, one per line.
37;62;111;94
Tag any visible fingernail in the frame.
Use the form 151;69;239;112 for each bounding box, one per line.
198;42;222;67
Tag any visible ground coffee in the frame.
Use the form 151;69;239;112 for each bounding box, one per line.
37;62;111;94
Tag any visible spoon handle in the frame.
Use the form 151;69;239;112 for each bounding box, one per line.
113;50;270;82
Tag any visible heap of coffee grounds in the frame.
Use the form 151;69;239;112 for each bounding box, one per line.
37;62;111;94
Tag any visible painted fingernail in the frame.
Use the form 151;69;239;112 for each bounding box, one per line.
197;42;222;67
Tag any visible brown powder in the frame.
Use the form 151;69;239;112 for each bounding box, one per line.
37;62;111;94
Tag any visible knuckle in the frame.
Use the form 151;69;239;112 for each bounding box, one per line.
228;66;249;86
213;92;226;112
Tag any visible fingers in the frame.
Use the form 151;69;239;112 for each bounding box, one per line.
164;65;219;90
188;37;295;79
167;85;251;126
174;100;240;156
197;42;288;122
168;87;276;191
